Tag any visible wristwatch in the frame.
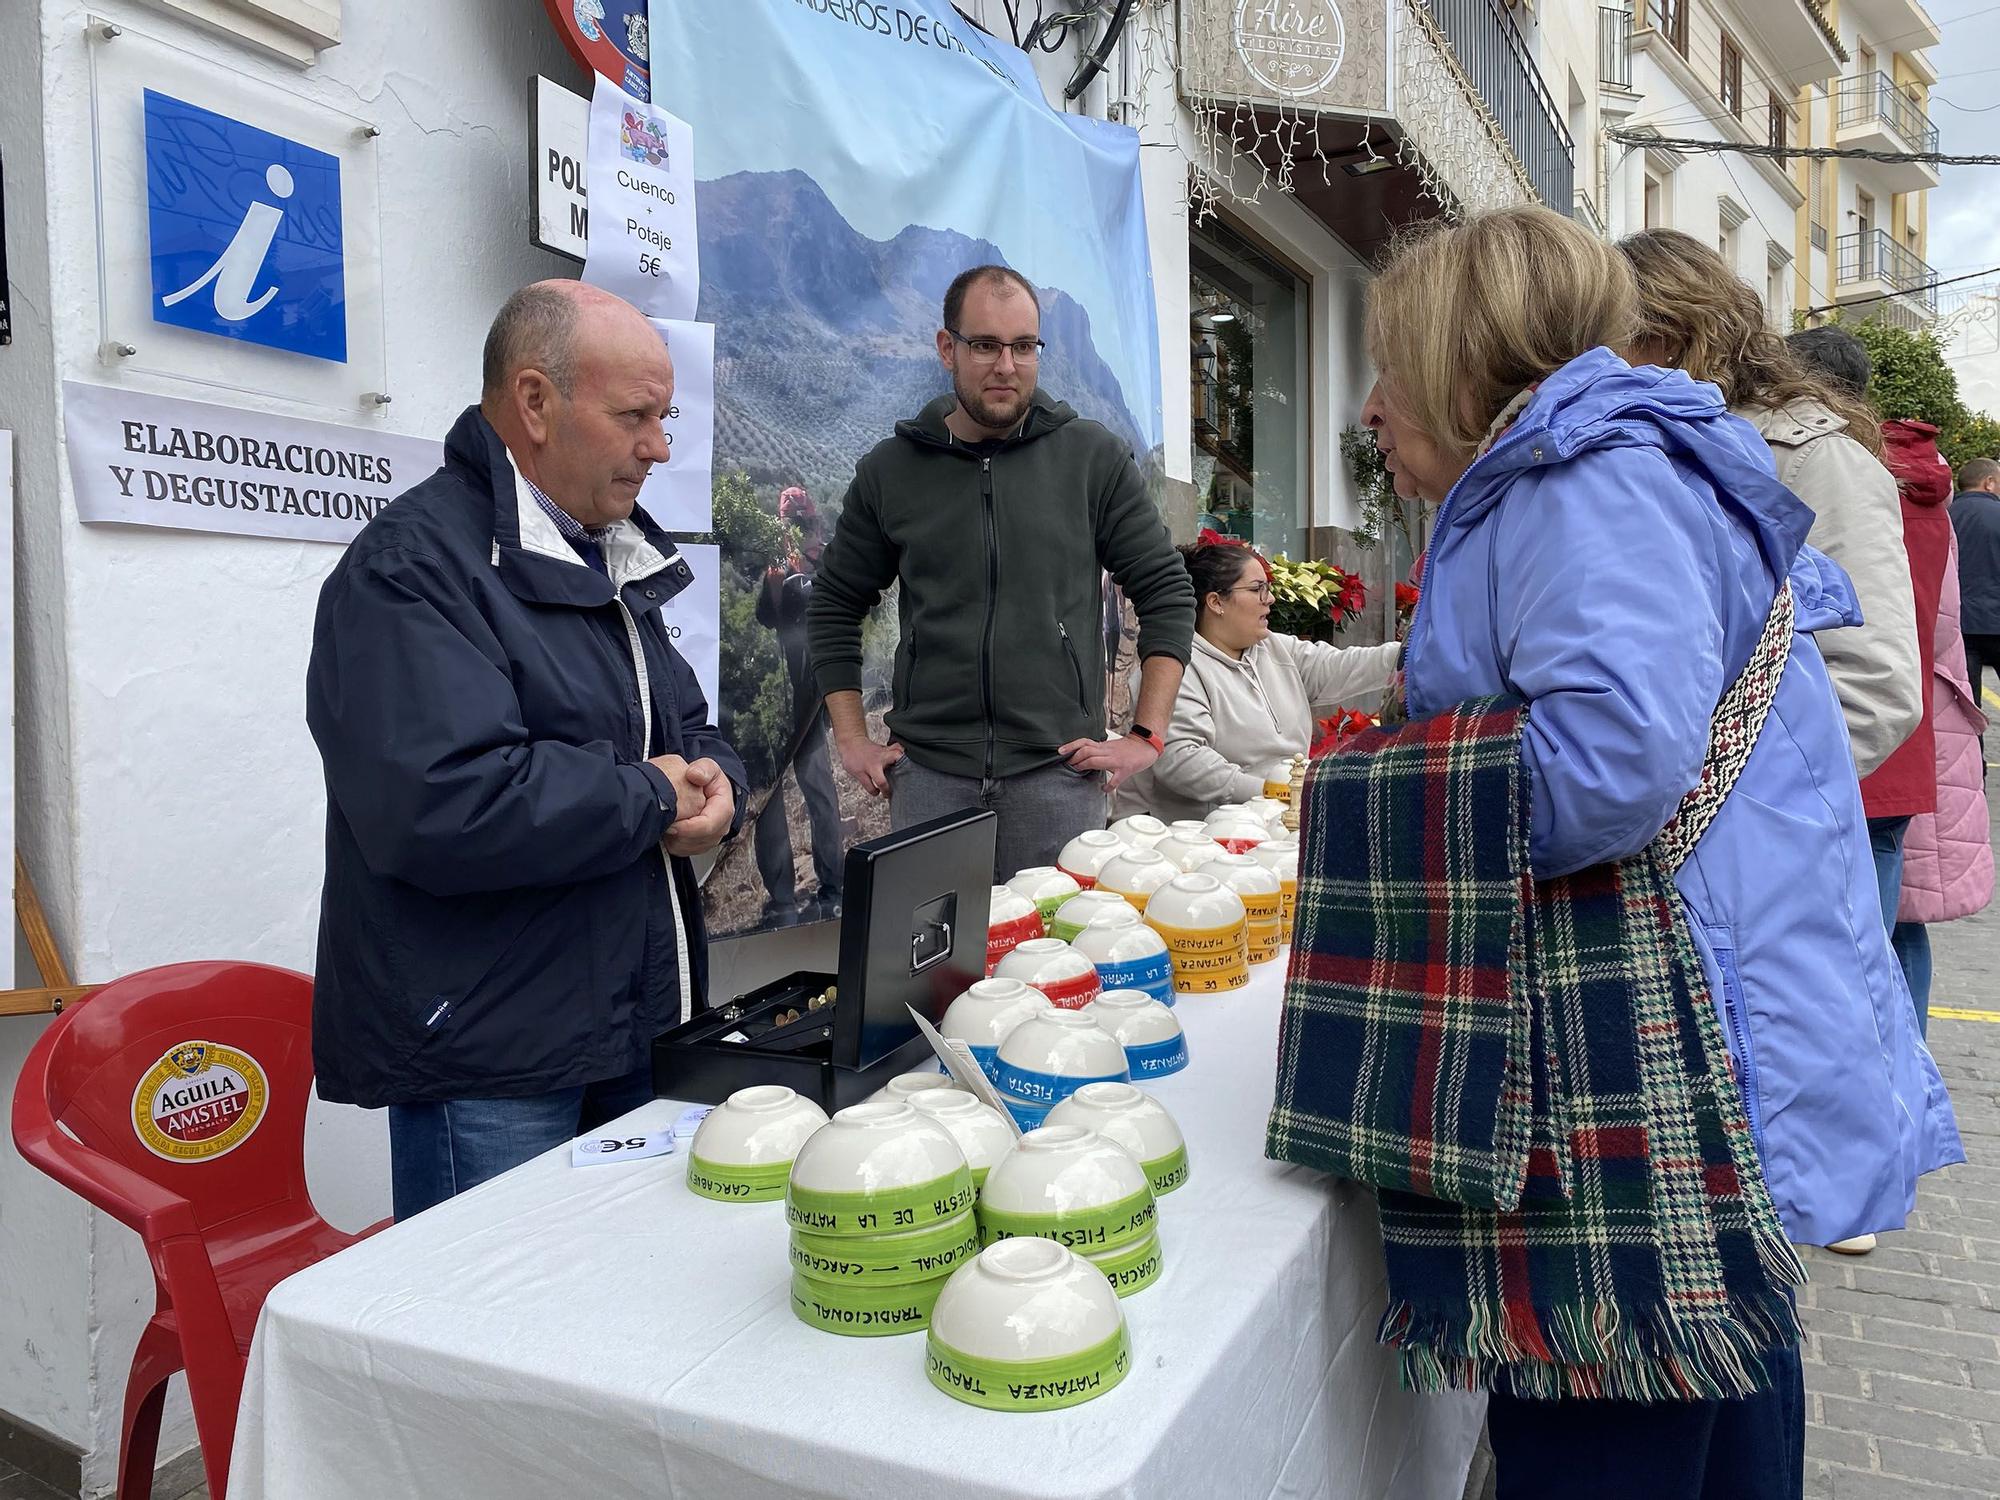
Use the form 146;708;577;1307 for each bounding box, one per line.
1129;723;1165;756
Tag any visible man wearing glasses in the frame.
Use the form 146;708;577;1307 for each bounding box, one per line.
807;264;1194;874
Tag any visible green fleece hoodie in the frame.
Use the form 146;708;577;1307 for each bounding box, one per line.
807;389;1194;781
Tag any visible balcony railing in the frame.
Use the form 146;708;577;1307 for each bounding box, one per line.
1420;0;1574;212
1574;187;1607;238
1599;6;1632;88
1836;228;1937;313
1838;71;1939;154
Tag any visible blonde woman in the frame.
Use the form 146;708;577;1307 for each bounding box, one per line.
1343;208;1957;1497
1618;230;1920;778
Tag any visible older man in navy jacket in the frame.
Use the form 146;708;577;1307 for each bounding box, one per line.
307;280;744;1219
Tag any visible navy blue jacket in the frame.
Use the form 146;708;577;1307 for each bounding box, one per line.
1951;489;2000;635
306;406;744;1107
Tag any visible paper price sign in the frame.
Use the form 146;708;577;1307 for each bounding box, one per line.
570;1130;677;1167
582;72;699;321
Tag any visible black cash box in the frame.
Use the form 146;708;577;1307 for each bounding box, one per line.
652;808;996;1110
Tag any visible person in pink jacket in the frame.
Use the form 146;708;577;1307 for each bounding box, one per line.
1896;521;1996;1033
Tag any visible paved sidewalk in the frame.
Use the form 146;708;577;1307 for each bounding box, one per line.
1795;828;2000;1500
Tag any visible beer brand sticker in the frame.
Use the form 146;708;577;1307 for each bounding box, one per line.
131;1040;270;1162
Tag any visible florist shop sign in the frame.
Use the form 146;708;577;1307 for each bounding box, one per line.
1179;0;1391;116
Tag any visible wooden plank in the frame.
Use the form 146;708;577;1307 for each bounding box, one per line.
0;986;95;1017
14;851;70;988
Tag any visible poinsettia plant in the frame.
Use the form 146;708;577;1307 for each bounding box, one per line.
1309;707;1377;757
1267;553;1367;643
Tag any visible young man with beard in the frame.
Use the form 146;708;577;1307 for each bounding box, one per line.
806;265;1193;875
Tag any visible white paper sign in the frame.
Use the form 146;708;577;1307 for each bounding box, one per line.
672;1105;713;1140
663;541;721;720
909;1007;1025;1140
532;76;591;261
638;319;714;534
571;1130;676;1167
61;381;441;546
582;72;698;320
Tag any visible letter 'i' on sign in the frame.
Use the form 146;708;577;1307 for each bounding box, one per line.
143;89;348;363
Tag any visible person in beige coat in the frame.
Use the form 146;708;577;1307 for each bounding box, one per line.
1113;540;1399;823
1620;232;1921;777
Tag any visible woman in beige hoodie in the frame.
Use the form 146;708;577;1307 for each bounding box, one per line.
1114;541;1400;823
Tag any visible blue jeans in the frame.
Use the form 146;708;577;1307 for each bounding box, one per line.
387;1063;656;1220
1488;1338;1804;1499
1892;920;1933;1037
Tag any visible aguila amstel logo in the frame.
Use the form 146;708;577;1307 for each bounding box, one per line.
131;1040;270;1162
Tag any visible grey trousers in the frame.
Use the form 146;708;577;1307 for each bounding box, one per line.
889;758;1109;878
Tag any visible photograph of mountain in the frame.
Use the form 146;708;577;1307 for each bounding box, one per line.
697;169;1150;496
694;168;1158;935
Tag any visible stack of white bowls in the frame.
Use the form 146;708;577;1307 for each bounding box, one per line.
1005;867;1083;928
1046;888;1133;944
1198;851;1285;965
1046;1082;1189;1198
939;977;1052;1077
1144;871;1251;995
907;1087;1017;1189
1156;823;1228;873
1068;902;1175;1006
1054;830;1130;891
989;1008;1130;1129
685;1085;829;1203
869;1069;967;1106
925;1239;1132;1410
1095;845;1178;915
785;1102;978;1336
985;882;1046;975
1108;813;1170;850
1082;990;1188;1079
977;1125;1162;1297
993;936;1101;1010
1250;836;1301;944
1204;807;1270;855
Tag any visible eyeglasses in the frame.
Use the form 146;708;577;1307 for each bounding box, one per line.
948;329;1046;363
1223;581;1274;602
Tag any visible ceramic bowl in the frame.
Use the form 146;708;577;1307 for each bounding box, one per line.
1047;889;1134;945
1045;1081;1189;1196
1144;873;1251;995
1249;837;1300;940
925;1239;1132;1409
785;1101;975;1237
1005;866;1083;924
1095;846;1178;913
870;1069;967;1106
1107;813;1169;850
992;937;1101;1010
1203;810;1270;854
1081;991;1188;1079
789;1207;981;1288
1087;1229;1164;1298
906;1088;1017;1186
986;884;1046;975
686;1085;832;1202
790;1268;950;1337
991;1010;1130;1128
940;978;1053;1074
1196;852;1285;965
975;1125;1156;1253
1055;830;1129;890
1243;795;1291;832
1156;829;1229;873
1067;905;1174;1006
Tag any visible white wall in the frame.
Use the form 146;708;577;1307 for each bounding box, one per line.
15;0;581;1488
0;1;97;1459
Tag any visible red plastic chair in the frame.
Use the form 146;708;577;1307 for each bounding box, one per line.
10;961;388;1499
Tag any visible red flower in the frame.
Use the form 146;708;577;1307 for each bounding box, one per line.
1336;574;1367;617
1395;581;1420;614
1197;527;1242;549
1309;706;1379;756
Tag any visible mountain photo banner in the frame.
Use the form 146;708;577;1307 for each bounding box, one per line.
646;1;1162;939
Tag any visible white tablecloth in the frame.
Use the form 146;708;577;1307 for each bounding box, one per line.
231;959;1483;1500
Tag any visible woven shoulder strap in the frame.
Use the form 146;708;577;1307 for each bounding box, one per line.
1651;580;1796;874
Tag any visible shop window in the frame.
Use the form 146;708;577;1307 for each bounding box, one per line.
1189;219;1309;562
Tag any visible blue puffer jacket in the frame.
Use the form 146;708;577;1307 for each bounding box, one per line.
1403;348;1962;1246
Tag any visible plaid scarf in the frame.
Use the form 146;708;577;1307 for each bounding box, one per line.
1268;688;1805;1401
